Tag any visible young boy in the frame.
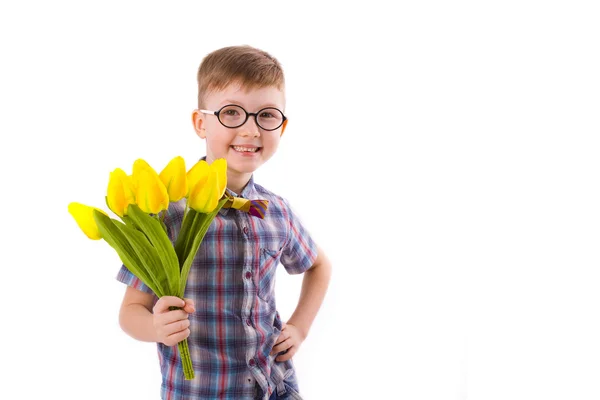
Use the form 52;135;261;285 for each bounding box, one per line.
117;45;332;400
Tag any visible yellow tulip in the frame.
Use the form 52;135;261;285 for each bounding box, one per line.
68;202;108;240
132;158;153;178
186;159;209;198
188;159;228;213
159;156;188;202
132;159;169;214
106;168;136;217
211;158;227;199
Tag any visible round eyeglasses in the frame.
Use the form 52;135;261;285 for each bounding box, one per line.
199;104;287;131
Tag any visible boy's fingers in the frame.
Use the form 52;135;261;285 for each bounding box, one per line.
162;310;189;324
165;318;191;335
270;338;292;355
184;298;195;307
183;298;196;313
276;347;296;362
165;328;191;346
183;304;196;314
275;330;290;345
154;296;186;314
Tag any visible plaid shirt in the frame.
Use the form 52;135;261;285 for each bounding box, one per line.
117;173;317;400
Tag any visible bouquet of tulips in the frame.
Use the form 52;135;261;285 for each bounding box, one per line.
68;156;230;380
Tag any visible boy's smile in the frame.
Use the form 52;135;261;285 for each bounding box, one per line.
192;83;286;194
231;145;261;154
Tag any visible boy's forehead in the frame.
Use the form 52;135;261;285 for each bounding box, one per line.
206;82;286;109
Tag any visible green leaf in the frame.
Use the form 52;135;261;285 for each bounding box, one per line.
174;206;198;269
122;215;151;241
159;217;169;237
178;198;227;297
112;220;172;297
184;211;205;263
93;210;163;297
127;204;180;295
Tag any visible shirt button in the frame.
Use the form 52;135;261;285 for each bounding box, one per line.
243;226;249;235
245;271;252;280
249;358;256;367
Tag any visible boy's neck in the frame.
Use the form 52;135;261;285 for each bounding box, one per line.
226;170;252;196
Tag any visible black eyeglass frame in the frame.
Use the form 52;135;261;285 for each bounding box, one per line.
199;104;287;131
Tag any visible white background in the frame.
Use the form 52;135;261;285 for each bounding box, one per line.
1;1;599;399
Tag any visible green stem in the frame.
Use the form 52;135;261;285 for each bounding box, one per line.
179;200;189;232
178;338;195;380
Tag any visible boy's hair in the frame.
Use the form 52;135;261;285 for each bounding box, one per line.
197;45;285;108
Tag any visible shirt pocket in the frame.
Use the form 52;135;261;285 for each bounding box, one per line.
257;248;282;301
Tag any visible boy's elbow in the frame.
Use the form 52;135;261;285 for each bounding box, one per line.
119;286;155;330
118;303;133;332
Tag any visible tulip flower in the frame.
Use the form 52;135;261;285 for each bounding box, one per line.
187;159;227;213
212;158;227;198
68;202;108;240
159;156;188;202
132;159;169;214
186;159;209;198
106;168;136;217
132;158;153;176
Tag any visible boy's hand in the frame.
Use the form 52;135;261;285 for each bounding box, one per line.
270;322;305;362
152;296;196;347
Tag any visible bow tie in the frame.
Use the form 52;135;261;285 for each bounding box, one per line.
222;196;269;219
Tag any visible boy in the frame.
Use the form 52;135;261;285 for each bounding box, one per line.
117;45;332;400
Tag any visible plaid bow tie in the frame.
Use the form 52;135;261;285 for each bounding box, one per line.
222;196;269;219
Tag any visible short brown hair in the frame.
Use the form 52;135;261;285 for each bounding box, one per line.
196;45;285;108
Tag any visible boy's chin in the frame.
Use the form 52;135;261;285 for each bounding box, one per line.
227;158;262;174
226;149;264;169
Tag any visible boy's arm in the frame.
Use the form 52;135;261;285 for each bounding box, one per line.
119;287;196;345
271;245;331;361
287;245;332;339
119;287;161;343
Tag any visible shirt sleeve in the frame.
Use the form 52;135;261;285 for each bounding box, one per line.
114;199;184;293
116;264;154;293
280;198;318;275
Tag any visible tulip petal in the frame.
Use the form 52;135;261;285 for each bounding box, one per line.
68;202;107;240
132;158;154;179
107;168;135;217
133;159;169;214
211;158;228;199
159;156;188;202
186;160;209;197
188;163;220;213
136;168;169;214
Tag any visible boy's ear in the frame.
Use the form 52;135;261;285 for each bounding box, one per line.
280;119;288;137
192;110;206;139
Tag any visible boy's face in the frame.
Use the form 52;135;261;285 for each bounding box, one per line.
192;83;286;177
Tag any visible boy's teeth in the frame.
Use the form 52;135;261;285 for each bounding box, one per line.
233;146;259;152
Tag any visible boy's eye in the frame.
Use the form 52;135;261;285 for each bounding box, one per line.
260;111;275;118
223;109;240;116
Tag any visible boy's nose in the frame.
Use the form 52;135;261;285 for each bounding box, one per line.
239;117;260;137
